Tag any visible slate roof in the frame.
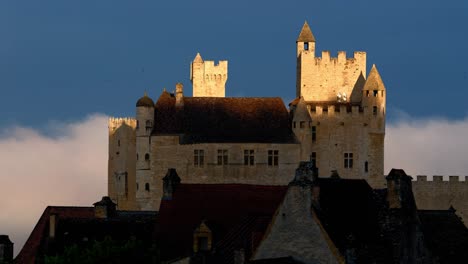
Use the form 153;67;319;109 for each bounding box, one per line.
155;184;288;262
296;21;315;42
136;94;155;107
313;178;392;263
418;209;468;264
153;91;296;144
363;64;386;91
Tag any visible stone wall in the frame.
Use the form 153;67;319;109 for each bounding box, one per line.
298;50;366;101
135;136;301;210
412;176;468;226
292;99;386;188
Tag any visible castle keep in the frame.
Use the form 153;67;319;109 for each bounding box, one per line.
108;22;467;224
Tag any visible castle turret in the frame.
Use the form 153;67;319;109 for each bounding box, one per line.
135;92;155;210
190;53;227;97
296;21;316;57
362;64;386;188
362;64;386;114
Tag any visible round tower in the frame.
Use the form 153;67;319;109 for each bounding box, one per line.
362;64;386;188
135;92;155;210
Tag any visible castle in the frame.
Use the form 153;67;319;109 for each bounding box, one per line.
107;22;467;224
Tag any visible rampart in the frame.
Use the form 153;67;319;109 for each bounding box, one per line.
411;175;468;226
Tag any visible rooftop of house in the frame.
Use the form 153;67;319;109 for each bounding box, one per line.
15;204;157;264
152;91;297;144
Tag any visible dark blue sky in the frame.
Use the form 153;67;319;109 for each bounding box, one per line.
1;0;467;128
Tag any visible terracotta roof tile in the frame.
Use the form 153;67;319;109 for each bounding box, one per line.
153;93;296;144
156;184;287;261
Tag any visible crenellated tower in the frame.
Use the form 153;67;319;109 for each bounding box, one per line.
190;53;228;97
292;21;386;188
108;117;137;209
135;93;155;210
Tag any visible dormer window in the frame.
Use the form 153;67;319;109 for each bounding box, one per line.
304;42;309;50
193;221;212;253
373;90;378;97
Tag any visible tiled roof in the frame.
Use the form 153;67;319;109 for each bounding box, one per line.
153;92;296;144
156;184;287;261
15;206;157;264
15;206;94;264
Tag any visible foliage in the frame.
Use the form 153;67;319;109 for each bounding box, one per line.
44;237;160;264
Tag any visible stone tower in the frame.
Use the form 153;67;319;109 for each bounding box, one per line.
292;21;386;188
108;117;137;210
190;53;228;97
135;93;155;210
296;22;366;102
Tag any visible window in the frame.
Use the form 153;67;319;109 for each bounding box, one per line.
137;153;139;160
312;126;317;141
117;140;120;147
344;152;353;168
310;152;316;167
145;120;152;127
194;149;204;167
300;121;305;128
145;183;150;191
244;150;255;166
373;106;378;115
293;122;296;128
217;149;228;165
136;183;139;190
365;161;369;173
366;91;370;97
124;173;128;197
198;237;209;251
145;153;150;161
268;150;279;166
304;42;309;50
136;120;139;129
373;90;378;97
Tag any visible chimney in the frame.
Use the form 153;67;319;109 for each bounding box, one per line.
0;235;14;263
49;214;56;238
290;161;320;207
163;168;181;200
93;196;117;218
175;83;184;107
386;169;416;210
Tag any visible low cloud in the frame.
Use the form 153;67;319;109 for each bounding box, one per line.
1;113;468;257
0;114;108;256
385;115;468;178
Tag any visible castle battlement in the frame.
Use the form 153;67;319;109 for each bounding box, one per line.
412;175;468;182
307;104;385;118
203;60;228;68
108;117;137;132
310;51;366;67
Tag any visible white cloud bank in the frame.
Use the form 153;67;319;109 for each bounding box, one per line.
1;113;468;257
0;114;108;256
385;116;468;177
